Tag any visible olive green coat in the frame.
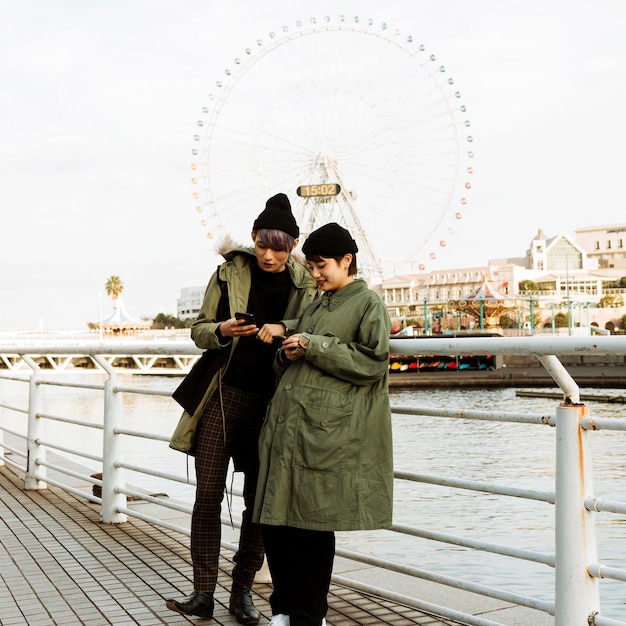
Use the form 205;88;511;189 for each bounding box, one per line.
253;278;394;531
169;247;318;453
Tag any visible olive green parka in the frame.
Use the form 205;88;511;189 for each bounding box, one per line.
253;278;394;531
169;245;318;454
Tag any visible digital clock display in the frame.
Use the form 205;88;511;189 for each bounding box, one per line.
297;183;341;198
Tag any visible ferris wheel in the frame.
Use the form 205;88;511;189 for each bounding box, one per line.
191;15;474;279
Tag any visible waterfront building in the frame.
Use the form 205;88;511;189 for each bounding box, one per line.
381;228;626;333
575;222;626;270
176;286;205;320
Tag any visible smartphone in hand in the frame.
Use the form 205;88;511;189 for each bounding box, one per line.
235;312;256;325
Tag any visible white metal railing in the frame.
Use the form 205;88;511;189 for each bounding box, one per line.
1;336;626;626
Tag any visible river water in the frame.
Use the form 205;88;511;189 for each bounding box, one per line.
2;375;625;619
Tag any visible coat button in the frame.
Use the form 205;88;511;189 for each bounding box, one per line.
278;415;285;423
285;383;292;390
322;341;329;348
321;419;329;427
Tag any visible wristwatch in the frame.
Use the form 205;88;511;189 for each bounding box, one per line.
298;333;311;352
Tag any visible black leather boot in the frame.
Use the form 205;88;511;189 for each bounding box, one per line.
165;592;214;618
229;582;260;625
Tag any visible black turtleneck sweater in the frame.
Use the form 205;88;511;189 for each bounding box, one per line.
224;261;292;392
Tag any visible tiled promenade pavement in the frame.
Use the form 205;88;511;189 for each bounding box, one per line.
0;466;464;626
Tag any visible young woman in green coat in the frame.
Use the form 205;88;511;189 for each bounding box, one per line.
254;223;394;626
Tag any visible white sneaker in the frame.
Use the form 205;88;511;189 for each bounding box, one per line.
268;614;324;626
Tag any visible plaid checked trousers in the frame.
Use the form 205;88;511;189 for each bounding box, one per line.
191;382;270;593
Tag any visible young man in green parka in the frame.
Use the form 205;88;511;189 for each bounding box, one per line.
167;193;318;624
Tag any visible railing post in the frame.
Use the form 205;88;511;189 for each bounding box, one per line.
554;401;600;625
22;355;46;490
94;355;127;524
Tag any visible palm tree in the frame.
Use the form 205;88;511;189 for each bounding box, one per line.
105;276;124;308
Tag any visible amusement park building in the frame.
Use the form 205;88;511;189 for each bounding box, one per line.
381;225;626;331
575;222;626;270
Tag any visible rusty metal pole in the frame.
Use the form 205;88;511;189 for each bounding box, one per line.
554;400;600;625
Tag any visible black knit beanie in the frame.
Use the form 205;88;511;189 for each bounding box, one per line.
302;222;359;256
252;193;299;238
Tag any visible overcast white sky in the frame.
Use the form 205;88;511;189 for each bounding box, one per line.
1;0;625;331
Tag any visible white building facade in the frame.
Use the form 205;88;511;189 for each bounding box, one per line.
176;286;206;321
575;222;626;270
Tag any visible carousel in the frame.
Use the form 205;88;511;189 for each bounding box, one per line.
89;296;151;335
447;279;519;329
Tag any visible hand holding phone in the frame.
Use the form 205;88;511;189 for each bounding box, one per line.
235;312;256;326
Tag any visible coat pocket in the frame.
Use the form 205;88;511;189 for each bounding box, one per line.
169;410;199;455
292;398;353;471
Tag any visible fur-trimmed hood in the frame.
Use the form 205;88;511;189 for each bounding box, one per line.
217;235;252;262
216;235;308;267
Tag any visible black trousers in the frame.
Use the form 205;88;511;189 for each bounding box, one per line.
262;524;335;626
